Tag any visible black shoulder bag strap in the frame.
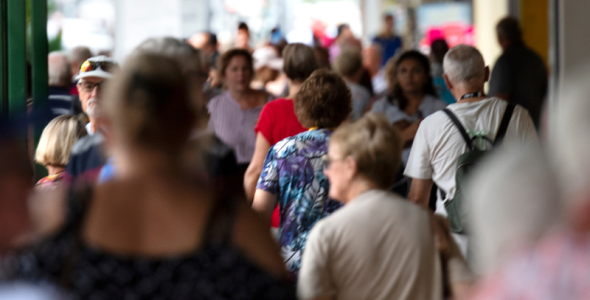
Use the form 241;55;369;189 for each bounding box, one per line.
492;103;516;147
443;109;473;150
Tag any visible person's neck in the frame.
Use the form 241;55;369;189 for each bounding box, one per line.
286;80;303;99
453;84;487;103
113;147;181;179
46;165;65;176
341;179;379;205
229;88;260;110
88;117;97;133
404;91;425;114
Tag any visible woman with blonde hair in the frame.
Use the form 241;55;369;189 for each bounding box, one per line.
16;53;295;299
35;115;87;189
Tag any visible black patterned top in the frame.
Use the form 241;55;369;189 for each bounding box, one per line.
12;185;296;300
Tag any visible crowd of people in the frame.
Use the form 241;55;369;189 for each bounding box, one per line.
2;13;586;300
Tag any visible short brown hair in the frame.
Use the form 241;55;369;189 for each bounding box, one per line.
35;115;87;167
217;48;254;78
282;43;319;82
333;47;363;77
331;113;402;189
104;53;195;155
295;69;352;128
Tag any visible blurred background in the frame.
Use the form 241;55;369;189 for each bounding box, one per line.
43;0;546;74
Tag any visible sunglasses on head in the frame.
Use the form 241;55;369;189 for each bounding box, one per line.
80;60;116;73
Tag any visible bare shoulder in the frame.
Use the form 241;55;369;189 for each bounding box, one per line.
231;204;287;278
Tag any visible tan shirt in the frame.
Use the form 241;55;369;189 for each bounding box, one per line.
298;190;443;300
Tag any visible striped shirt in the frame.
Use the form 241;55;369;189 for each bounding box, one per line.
47;86;75;118
207;91;269;164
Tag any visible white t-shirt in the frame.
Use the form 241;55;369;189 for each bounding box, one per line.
404;98;538;215
298;190;444;300
85;122;93;135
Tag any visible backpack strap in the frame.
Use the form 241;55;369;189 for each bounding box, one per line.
492;103;516;147
443;109;473;150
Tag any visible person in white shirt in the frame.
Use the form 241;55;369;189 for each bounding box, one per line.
404;44;538;253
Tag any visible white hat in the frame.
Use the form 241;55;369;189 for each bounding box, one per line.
74;55;117;80
253;47;283;70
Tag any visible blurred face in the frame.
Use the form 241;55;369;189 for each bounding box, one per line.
77;77;104;117
385;17;394;30
324;142;354;202
235;30;250;49
396;58;427;95
339;27;353;41
362;47;381;73
224;55;252;92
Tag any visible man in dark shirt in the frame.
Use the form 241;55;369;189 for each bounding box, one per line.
47;52;76;118
372;14;403;67
489;16;547;128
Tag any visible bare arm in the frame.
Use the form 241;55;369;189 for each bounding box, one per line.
232;204;288;279
26;185;68;241
252;189;278;227
244;133;272;202
407;178;433;209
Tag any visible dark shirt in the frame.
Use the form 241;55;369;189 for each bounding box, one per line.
489;43;547;128
47;86;75;118
64;133;106;183
372;34;403;66
12;182;296;300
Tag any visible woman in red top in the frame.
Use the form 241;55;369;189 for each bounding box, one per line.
245;43;320;227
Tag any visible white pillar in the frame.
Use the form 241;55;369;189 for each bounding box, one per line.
473;0;508;87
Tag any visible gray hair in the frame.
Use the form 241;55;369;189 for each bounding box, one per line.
333;46;363;77
48;51;72;87
134;37;207;74
443;44;485;85
551;63;590;200
70;46;92;65
467;147;559;275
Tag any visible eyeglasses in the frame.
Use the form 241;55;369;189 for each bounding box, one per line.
77;81;102;93
322;154;348;169
79;60;116;73
322;154;338;168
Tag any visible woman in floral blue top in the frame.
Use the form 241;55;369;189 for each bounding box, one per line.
253;69;352;275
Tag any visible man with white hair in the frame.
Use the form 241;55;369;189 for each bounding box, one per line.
47;52;74;118
404;44;538;253
74;55;116;135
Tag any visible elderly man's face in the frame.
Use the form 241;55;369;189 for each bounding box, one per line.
77;76;104;117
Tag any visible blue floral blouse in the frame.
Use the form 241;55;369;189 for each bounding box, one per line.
257;129;342;275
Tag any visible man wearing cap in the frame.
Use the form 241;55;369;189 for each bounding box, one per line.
65;56;117;181
75;55;116;134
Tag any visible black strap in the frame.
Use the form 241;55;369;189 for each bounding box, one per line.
492;103;516;147
443;109;473;150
